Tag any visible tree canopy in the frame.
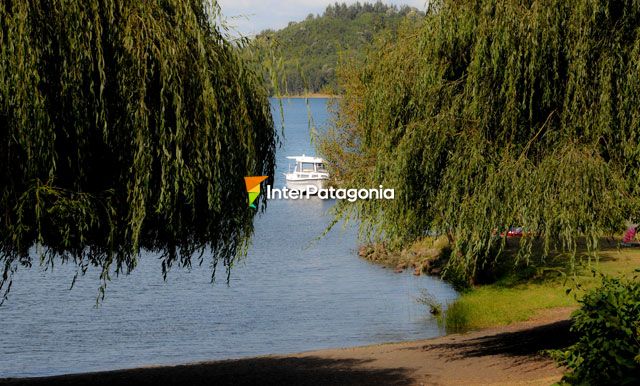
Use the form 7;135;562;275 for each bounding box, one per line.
0;0;276;301
320;0;640;283
252;1;423;95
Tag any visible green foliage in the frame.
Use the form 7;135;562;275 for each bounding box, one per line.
442;250;639;333
252;2;423;94
553;272;640;385
0;0;277;302
443;280;578;331
417;289;443;316
320;0;640;284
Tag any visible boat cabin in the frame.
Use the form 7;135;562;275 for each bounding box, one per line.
286;155;328;177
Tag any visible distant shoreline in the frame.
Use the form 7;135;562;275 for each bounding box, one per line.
273;93;341;99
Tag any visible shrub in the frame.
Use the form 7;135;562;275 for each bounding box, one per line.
554;272;640;385
443;300;471;333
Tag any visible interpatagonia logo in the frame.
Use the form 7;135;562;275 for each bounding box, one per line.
245;176;395;207
266;185;394;202
244;176;268;208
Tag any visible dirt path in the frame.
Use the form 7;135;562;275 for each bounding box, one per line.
1;307;574;386
295;307;574;385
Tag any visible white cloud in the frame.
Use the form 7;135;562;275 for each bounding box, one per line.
217;0;428;36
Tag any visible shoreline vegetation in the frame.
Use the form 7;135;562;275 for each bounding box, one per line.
359;238;640;333
358;236;450;276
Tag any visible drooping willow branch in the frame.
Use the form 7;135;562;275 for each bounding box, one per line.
320;0;640;284
0;0;277;302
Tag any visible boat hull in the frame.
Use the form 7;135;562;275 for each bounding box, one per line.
285;178;326;193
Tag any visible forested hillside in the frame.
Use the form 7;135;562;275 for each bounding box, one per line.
253;2;423;95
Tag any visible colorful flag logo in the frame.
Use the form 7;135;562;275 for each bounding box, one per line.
244;176;268;209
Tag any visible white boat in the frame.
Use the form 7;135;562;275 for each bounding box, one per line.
284;155;329;192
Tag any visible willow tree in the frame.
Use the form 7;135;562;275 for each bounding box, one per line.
0;0;277;301
321;0;640;283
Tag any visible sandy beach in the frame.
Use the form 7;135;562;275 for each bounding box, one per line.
0;307;573;386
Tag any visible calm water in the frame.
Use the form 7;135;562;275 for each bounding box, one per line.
0;98;457;378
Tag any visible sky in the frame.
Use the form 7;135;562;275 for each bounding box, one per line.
217;0;428;36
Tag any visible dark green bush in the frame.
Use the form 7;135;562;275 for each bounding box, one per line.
554;272;640;385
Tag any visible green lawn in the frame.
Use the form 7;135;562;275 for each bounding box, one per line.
443;247;640;332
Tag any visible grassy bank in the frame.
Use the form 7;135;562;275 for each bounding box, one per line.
443;247;640;332
359;237;639;332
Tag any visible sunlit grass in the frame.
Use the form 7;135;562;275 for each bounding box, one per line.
444;247;640;333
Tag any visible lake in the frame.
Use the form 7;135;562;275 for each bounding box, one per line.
0;98;458;378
